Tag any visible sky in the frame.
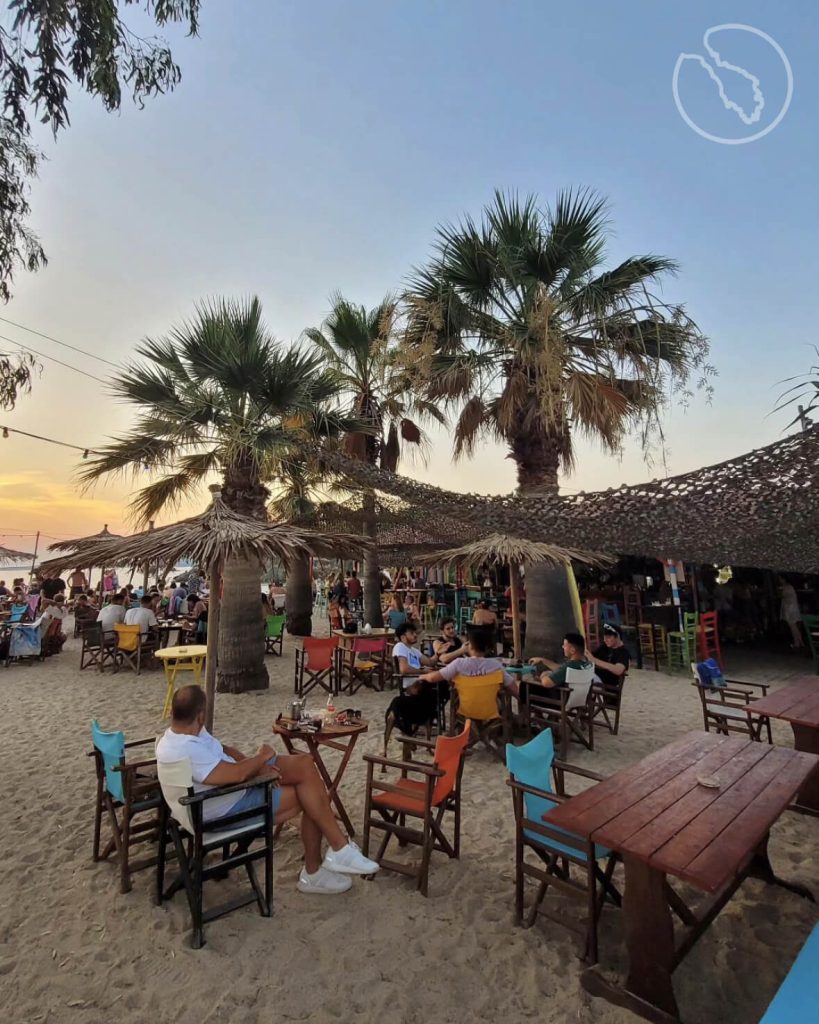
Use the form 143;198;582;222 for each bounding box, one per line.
1;0;818;555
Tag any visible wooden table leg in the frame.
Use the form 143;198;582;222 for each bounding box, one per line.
622;856;679;1019
307;734;359;837
791;724;819;812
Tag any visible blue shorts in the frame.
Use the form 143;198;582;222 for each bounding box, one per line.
209;756;281;830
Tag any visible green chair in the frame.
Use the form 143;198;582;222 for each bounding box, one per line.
802;615;819;674
264;614;286;656
667;612;698;673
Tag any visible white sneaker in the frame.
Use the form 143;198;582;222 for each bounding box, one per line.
322;841;381;876
297;866;352;894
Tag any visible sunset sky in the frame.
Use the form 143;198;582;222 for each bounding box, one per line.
2;1;817;557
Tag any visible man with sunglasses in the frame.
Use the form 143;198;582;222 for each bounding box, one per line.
589;623;630;690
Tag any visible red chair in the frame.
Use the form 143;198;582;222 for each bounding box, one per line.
294;637;339;697
344;637;388;694
698;610;723;668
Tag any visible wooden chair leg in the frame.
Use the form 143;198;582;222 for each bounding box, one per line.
92;771;104;862
585;855;599;965
119;802;133;894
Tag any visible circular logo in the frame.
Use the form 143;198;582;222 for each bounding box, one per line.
672;24;793;145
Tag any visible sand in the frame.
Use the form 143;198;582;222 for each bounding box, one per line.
0;627;816;1024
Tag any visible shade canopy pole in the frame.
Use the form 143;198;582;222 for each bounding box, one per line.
509;559;522;661
204;553;223;733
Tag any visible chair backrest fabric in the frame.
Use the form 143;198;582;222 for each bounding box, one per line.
27;596;39;618
114;623;141;651
506;730;558;828
431;722;471;804
564;665;594;711
91;719;126;803
9;605;26;623
303;636;338;672
155;744;195;834
352;637;387;656
265;614;286;639
452;671;503;721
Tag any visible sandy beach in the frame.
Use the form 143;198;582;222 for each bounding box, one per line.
0;628;816;1024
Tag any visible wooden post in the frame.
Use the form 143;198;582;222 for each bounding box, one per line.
28;531;40;585
143;521;154;593
204;554;223;734
509;559;522;661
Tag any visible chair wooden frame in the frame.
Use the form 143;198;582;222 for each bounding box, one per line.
113;623;158;675
448;672;512;761
89;733;161;894
293;637;339;697
80;623;118;672
507;755;621;964
343;637;388;695
156;762;277;949
590;674;627;736
362;726;470;897
523;677;595;760
690;665;772;743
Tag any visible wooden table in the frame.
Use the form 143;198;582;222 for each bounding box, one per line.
272;719;368;836
332;629;392;685
747;676;819;812
544;731;818;1023
155;644;208;718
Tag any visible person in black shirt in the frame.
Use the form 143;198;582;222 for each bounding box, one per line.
41;575;66;600
589;623;630;690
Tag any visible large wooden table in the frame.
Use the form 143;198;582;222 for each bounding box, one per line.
544;731;818;1023
272;719;368;836
746;676;819;812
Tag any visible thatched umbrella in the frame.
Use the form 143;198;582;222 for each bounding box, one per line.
419;534;609;660
0;544;35;566
40;487;367;729
47;524;124;593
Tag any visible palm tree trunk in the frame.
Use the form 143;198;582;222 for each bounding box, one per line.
216;551;269;693
361;490;384;627
512;430;576;659
285;552;313;636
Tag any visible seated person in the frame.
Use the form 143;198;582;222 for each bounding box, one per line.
524;631;593;700
589;623;630;688
471;600;498;628
96;593;126;636
384;595;408;631
41;594;68;649
124;594;159;638
156;686;380;895
419;625;518;696
432;617;468;665
73;593;97;628
386;621;442;736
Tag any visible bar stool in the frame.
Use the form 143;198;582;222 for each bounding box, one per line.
667;613;697;673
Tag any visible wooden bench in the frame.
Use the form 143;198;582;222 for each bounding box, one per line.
759;923;818;1022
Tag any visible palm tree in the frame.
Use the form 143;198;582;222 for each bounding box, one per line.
304;296;445;625
404;190;711;654
81;296;350;692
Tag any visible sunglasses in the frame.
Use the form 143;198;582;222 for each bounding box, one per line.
338;708;362;720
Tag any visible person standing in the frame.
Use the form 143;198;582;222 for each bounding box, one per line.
777;575;804;649
68;568;88;598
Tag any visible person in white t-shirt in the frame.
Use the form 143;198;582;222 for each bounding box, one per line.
124;595;159;637
392;621;437;691
156;686;381;896
96;593;126;635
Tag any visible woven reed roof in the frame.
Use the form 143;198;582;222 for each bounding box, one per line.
417;534;609;570
39;489;368;575
317;426;819;572
0;545;34;565
47;524;123;554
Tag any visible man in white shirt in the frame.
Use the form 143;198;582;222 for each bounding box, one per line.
392;621;437;690
156;686;380;896
124;595;158;637
96;593;126;633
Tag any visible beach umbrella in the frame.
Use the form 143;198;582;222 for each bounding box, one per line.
47;524;124;593
40;486;367;729
419;534;609;660
0;545;35;566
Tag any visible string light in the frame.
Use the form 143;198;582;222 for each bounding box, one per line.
0;424;101;455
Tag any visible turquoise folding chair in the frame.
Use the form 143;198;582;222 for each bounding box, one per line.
9;604;27;623
506;731;620;964
90;720;162;893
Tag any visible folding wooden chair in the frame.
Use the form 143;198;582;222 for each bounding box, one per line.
506;730;620;964
524;666;595;760
344;636;387;695
362;723;471;896
155;753;276;949
90;720;162;893
590;672;628;736
80;623;118;672
449;670;511;760
690;663;772;742
113;623;154;675
264;614;286;656
293;636;339;697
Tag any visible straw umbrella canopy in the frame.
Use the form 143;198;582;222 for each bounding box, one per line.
0;545;35;565
47;524;124;591
40;487;367;728
419;534;609;660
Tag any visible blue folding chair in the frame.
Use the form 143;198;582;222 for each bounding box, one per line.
90;720;161;893
506;730;620;964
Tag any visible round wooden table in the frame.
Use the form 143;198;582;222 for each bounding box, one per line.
272;718;368;836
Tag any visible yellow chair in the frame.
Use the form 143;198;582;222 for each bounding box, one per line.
449;671;509;760
113;623;146;675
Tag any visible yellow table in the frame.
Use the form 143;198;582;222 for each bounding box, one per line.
155;644;208;718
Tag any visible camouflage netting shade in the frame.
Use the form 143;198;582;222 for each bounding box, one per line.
316;425;819;572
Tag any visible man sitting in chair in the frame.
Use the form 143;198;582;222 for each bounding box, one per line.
156;686;380;895
588;623;630;691
524;631;592;700
419;625;518;694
